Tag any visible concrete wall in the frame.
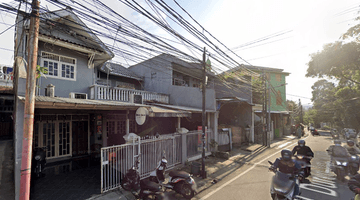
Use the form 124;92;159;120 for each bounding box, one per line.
37;41;95;98
130;54;216;110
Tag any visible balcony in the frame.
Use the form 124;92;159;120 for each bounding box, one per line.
0;74;13;92
90;85;170;104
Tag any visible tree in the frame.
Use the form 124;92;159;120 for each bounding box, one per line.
306;17;360;129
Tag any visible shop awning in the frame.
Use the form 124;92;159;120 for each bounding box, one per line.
149;103;216;113
217;97;254;106
147;106;191;117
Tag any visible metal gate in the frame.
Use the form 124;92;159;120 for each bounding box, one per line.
100;134;182;193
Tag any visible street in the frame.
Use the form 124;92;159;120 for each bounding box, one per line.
193;131;355;200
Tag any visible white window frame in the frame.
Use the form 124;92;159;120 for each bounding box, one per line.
41;51;77;81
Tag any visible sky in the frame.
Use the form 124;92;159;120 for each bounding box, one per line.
0;0;360;106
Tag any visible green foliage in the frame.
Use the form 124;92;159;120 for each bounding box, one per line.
36;65;48;79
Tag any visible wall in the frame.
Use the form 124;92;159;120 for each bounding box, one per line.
214;75;252;103
37;41;95;98
269;73;287;112
130;54;216;110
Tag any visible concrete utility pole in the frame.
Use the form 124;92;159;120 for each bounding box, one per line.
299;99;303;124
19;0;40;199
262;72;267;146
267;83;271;147
201;47;207;179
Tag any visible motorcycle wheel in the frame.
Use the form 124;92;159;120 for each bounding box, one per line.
121;177;132;191
336;169;345;182
179;183;195;199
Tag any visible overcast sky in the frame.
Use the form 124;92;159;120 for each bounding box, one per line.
0;0;359;106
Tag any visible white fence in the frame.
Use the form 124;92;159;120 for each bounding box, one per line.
100;130;213;193
90;85;170;104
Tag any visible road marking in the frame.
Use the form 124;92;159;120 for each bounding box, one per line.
325;161;331;173
200;136;308;200
300;184;337;197
277;142;291;149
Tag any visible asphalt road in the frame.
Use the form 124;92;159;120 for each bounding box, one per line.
194;131;356;200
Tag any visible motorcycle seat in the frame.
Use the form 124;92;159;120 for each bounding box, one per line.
169;170;190;179
273;172;295;195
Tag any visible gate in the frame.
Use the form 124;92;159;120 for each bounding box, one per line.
218;129;231;151
100;134;182;193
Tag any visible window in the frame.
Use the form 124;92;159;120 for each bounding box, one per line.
42;52;76;80
276;90;282;105
276;74;282;82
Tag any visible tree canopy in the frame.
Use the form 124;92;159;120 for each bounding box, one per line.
306;18;360;130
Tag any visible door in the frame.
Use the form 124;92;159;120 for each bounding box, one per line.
107;120;126;146
72;121;88;156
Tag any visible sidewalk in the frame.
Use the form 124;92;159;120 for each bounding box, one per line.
87;134;303;200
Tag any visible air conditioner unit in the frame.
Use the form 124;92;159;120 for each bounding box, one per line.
69;92;87;99
129;94;143;104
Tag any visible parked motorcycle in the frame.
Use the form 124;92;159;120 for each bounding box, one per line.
121;154;165;200
149;152;196;199
294;155;312;178
268;161;302;200
32;147;47;178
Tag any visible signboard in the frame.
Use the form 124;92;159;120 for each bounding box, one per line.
135;107;148;125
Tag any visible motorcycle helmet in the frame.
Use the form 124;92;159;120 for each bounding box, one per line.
334;139;342;146
298;140;305;147
281;149;292;161
347;140;355;147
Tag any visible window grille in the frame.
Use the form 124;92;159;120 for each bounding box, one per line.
41;51;76;80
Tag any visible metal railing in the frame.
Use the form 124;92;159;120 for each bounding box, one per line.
0;74;13;81
100;134;182;193
90;85;170;104
186;130;212;158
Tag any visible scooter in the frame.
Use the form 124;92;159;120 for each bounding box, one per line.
331;156;349;182
268;161;302;200
121;154;165;200
349;155;360;175
149;152;196;199
294;155;312;178
32;147;47;178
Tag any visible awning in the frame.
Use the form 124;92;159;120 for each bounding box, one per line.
254;110;290;114
18;96;146;110
217;97;254;106
149;103;216;113
18;96;192;117
147;106;191;117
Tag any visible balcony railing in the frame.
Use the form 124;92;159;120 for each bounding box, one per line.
0;74;13;89
90;85;169;104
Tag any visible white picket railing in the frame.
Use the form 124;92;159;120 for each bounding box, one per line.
0;73;13;81
90;85;170;104
100;134;182;193
100;130;215;193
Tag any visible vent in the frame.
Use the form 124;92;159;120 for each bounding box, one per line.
130;94;143;104
69;92;87;99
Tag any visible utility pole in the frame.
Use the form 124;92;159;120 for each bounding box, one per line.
299;99;303;124
263;72;267;146
201;47;207;179
267;82;271;147
19;0;39;199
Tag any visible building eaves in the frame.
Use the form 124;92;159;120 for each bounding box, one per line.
99;62;143;81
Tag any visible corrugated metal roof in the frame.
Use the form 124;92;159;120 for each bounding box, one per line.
99;62;143;80
149;103;216;113
18;96;144;107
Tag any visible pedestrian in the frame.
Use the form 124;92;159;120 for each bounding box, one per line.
297;126;302;138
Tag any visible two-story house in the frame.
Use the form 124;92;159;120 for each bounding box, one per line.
12;8;192;199
214;68;254;146
129;53;218;136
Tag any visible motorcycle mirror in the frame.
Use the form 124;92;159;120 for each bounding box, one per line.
268;161;273;165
